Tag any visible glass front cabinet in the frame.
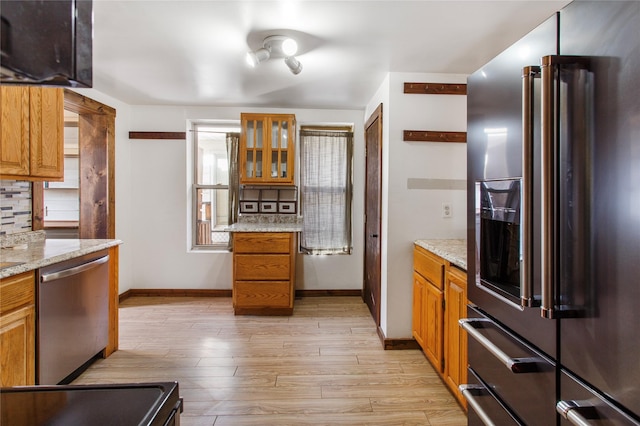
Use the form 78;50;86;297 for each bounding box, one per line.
240;113;296;185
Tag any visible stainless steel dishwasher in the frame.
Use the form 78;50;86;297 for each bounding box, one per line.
37;250;110;385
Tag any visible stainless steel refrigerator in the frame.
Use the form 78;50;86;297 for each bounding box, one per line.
463;1;640;424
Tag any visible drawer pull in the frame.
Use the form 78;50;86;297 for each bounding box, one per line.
460;318;541;373
557;400;640;426
460;384;499;426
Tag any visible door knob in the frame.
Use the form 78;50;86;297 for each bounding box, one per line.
370;234;378;238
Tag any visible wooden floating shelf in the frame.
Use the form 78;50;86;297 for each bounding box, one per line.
129;131;186;140
404;82;467;95
403;130;466;143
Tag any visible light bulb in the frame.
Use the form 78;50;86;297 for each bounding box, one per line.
245;48;271;68
246;52;258;67
282;38;298;56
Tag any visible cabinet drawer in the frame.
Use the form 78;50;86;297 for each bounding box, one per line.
234;281;292;308
0;271;35;315
414;246;445;289
235;254;290;280
234;233;291;254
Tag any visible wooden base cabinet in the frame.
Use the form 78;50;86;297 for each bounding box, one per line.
412;246;445;373
232;232;296;315
444;265;468;408
412;244;467;409
0;271;36;387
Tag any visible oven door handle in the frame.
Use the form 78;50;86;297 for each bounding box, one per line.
460;384;499;426
460;318;541;373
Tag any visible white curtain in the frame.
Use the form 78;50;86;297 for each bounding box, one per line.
226;132;239;225
300;130;353;254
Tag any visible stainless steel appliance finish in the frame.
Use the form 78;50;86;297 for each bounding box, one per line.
37;250;110;385
465;1;640;424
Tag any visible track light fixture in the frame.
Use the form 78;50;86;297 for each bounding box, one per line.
284;56;303;75
246;35;303;75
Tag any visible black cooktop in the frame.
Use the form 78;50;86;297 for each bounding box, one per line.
0;382;181;426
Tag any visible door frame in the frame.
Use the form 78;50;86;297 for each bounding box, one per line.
33;89;116;239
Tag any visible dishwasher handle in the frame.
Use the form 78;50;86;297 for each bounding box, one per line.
41;255;110;283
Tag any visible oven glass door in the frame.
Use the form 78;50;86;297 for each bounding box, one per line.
477;179;522;308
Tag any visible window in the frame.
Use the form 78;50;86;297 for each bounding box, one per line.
192;122;239;249
300;127;353;254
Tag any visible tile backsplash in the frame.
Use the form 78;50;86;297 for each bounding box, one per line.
0;180;32;235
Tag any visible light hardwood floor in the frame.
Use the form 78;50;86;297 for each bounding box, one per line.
73;296;467;425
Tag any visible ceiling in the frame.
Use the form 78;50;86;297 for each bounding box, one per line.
91;0;571;110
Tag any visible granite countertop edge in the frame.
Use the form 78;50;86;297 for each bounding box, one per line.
1;232;123;279
226;223;303;233
414;239;467;271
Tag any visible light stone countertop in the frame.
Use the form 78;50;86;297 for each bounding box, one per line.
414;239;467;271
0;231;122;279
226;222;303;233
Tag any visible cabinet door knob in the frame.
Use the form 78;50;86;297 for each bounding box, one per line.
370;234;378;238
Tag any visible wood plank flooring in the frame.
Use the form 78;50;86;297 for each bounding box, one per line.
72;296;467;425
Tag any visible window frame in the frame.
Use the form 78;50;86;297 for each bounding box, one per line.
189;120;239;251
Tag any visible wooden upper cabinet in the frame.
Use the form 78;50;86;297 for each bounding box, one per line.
0;86;30;176
240;113;295;185
29;87;64;179
0;86;64;180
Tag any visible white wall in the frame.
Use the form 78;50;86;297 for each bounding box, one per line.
366;72;467;339
122;105;365;292
76;73;466;340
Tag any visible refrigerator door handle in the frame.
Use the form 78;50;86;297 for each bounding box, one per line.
521;65;540;309
540;55;591;319
460;318;541;373
540;54;556;319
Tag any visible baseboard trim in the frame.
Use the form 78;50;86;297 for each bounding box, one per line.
119;288;362;303
119;288;232;303
295;289;362;297
377;325;421;350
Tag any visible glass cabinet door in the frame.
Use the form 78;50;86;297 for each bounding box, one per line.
270;118;289;179
240;113;295;185
243;117;265;179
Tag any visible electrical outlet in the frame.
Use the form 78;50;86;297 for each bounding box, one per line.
442;203;452;218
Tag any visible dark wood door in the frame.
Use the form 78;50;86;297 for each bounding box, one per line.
363;104;382;326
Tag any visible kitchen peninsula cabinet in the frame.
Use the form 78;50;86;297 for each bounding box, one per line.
0;271;36;387
232;232;296;315
412;240;467;408
240;113;295;185
0;86;64;181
